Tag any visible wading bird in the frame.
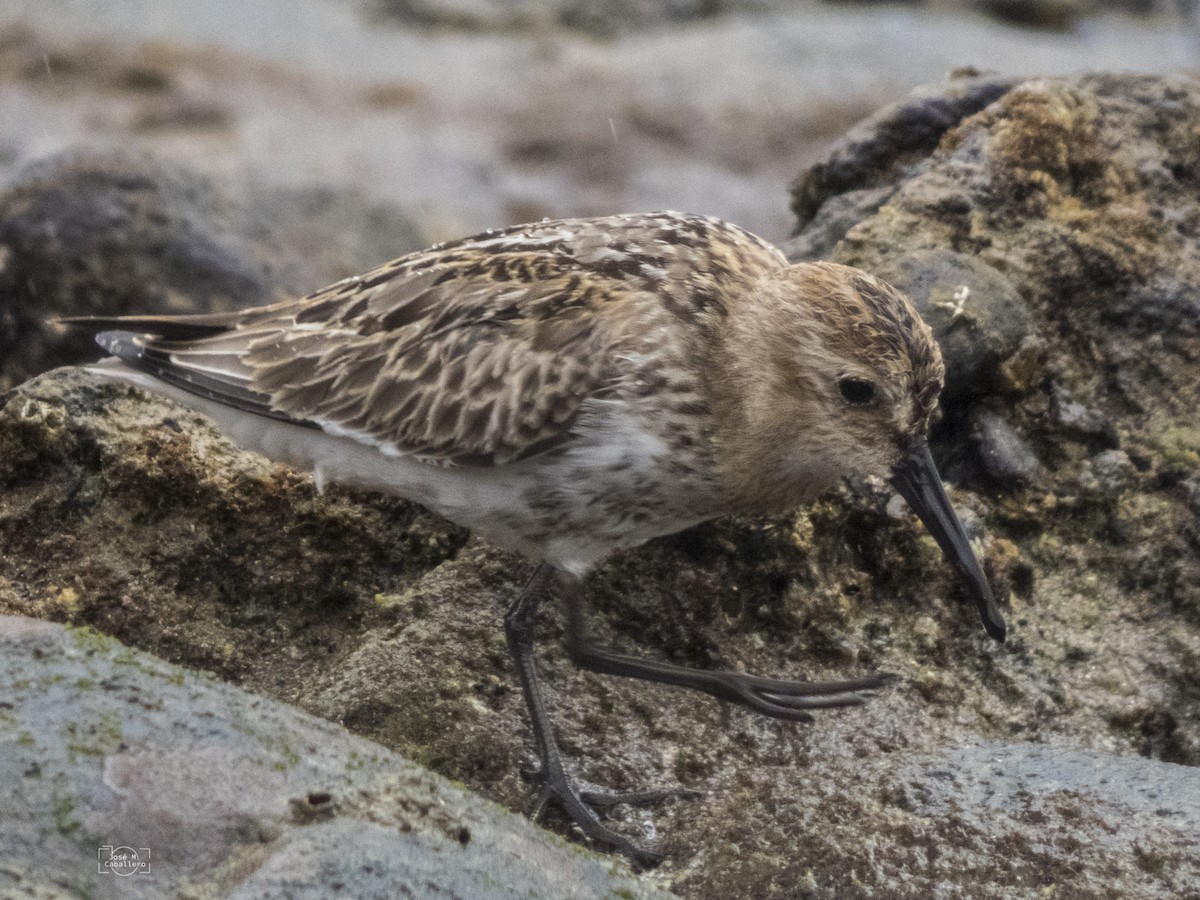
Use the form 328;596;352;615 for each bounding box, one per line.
63;211;1005;865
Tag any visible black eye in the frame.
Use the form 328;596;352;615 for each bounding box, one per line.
838;377;877;406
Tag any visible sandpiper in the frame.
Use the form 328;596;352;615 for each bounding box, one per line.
62;211;1005;865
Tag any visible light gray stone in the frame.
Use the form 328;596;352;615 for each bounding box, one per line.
0;616;666;900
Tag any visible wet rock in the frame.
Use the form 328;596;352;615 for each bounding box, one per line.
971;408;1040;486
872;248;1034;401
1093;449;1135;491
0;616;664;899
788;72;1017;237
1051;385;1119;450
0;149;424;392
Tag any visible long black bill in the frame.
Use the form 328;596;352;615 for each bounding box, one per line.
889;439;1007;642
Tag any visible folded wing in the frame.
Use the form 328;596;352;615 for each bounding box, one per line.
60;222;645;465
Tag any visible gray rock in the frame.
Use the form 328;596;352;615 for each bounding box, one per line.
873;248;1034;401
971;408;1040;486
1052;385;1118;449
789;73;1017;233
1081;448;1136;498
0;150;274;389
1093;449;1135;490
891;740;1200;897
1182;476;1200;518
0;615;666;900
783;186;894;263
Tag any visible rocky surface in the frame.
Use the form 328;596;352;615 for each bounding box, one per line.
0;615;664;899
6;72;1200;896
793;71;1200;565
2;355;1197;897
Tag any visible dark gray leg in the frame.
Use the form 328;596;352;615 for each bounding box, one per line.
504;563;673;867
563;580;894;721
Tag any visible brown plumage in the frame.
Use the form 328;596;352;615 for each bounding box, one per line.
85;213;786;466
61;211;1004;865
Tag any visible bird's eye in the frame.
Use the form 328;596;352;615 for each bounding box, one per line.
838;377;877;406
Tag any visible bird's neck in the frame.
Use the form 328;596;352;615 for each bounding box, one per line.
701;283;842;513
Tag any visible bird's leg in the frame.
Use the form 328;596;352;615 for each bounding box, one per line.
504;563;683;867
564;585;894;723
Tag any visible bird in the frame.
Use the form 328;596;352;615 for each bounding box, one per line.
60;210;1006;866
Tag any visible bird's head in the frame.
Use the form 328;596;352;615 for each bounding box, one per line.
711;261;1005;641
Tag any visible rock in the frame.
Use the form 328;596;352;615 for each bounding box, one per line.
996;334;1046;394
0;616;665;899
784;185;894;263
871;248;1033;401
1094;448;1137;496
1051;385;1119;450
1182;476;1200;518
1082;449;1136;498
2;353;1198;897
971;408;1040;486
787;72;1017;242
891;740;1200;895
0;149;424;392
795;73;1199;463
0;150;273;389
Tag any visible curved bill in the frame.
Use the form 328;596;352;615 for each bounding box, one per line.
889;438;1006;642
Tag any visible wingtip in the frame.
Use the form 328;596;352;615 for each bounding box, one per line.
53;315;121;331
47;313;235;341
93;330;139;358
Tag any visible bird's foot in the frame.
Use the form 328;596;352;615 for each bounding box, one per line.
580;786;703;810
703;669;898;721
568;629;898;722
529;762;698;868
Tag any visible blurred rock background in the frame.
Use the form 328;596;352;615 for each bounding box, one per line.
0;0;1194;245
